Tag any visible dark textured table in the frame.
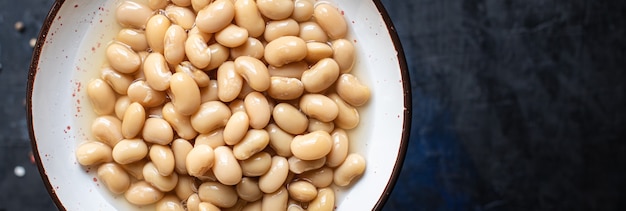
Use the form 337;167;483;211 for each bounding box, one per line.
1;0;625;210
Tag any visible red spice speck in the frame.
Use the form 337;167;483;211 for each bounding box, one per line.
74;4;78;8
99;19;103;23
67;125;71;130
341;10;344;15
56;186;60;189
353;39;357;43
97;42;101;48
91;47;95;52
93;177;98;182
77;99;80;104
29;152;35;164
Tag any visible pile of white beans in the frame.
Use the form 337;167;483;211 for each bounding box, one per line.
77;0;371;210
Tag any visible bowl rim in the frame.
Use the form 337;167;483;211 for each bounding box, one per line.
26;0;412;210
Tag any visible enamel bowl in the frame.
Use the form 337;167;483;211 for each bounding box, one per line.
27;0;411;210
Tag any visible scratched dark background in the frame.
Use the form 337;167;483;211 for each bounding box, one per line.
1;0;625;210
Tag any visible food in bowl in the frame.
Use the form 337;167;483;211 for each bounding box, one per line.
76;0;371;209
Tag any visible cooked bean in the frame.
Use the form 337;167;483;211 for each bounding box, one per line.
196;0;235;34
230;38;264;60
125;181;165;205
164;25;187;65
305;42;333;64
268;61;307;79
185;34;212;69
115;96;131;120
292;0;313;22
87;79;116;115
234;57;270;92
97;162;131;195
313;3;347;39
264;36;307;67
307;187;335;211
326;129;349;168
288;156;325;174
149;0;169;10
299;21;328;43
165;5;196;30
205;43;231;71
200;80;219;103
233;129;269;160
156;194;185;211
143;52;172;91
328;93;359;129
121;159;147;180
287;180;316;202
287;199;305;211
223;111;249;145
92;116;123;147
146;14;171;54
144;161;179;192
186;144;215;177
175;174;198;201
257;0;293;20
148;105;164;117
212;146;243;185
331;39;356;73
198;202;221;211
195;129;226;148
171;0;191;7
170;72;201;115
243;92;271;129
273;103;308;135
301;58;340;93
190;101;231;133
175;62;211;87
75;141;113;166
127;80;167;107
116;1;153;29
142;118;174;145
234;0;265;37
336;73;371;106
264;19;299;42
240;151;272;177
162;102;198;140
291;131;332;160
215;24;249;48
116;28;148;52
217;61;243;102
101;66;133;95
121;102;146;139
334;153;366;186
237;82;257;100
242;200;261;211
259;156;289;193
299;94;338;122
171;138;193;175
307;118;334;133
186;193;202;211
112;138;148;164
236;177;263;202
267;76;304;100
197;169;217;182
262;186;288;211
149;144;176;176
191;0;211;12
198;182;239;208
229;99;246;113
266;123;294;157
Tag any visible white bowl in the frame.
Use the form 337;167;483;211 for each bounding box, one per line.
28;0;411;210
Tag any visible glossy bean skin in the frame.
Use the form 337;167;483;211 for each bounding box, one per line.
234;0;265;37
143;52;172;91
200;80;219;103
87;78;116;115
121;159;147;180
236;177;263;202
331;39;356;73
229;99;246;113
165;5;196;30
195;129;226;148
149;0;169;10
266;123;294;157
304;42;333;64
205;43;231;71
291;131;333;160
259;156;289;193
334;153;366;186
230;38;264;60
97;162;131;195
125;181;165;205
101;66;133;95
299;21;328;43
75;141;113;166
268;61;307;79
313;3;347;39
190;101;232;133
112;138;148;164
146;14;171;54
235;56;271;92
175;62;210;87
287;180;317;202
273;103;308;135
262;186;288;211
217;61;243;102
267;76;304;100
299;94;339;122
301;58;340;93
307;118;334;133
144;161;179;192
185;34;212;69
116;1;153;29
116;28;149;52
212;146;243;185
291;0;314;22
191;0;211;12
336;74;371;107
223;111;250;145
175;174;198;201
215;24;249;48
297;167;333;188
264;19;299;42
162;102;198;140
92;116;123;147
196;0;235;34
171;138;193;175
307;187;335;211
115;96;132;120
257;0;294;20
233;129;270;160
244;92;271;129
241;200;261;211
170;72;201;115
186;193;202;211
171;0;191;7
122;102;146;139
186;144;215;177
156;194;185;211
264;36;307;67
142;118;174;145
127;80;167;108
288;156;325;174
164;24;188;65
149;144;176;176
198;181;239;208
240;151;272;177
198;202;221;211
326;129;349;168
